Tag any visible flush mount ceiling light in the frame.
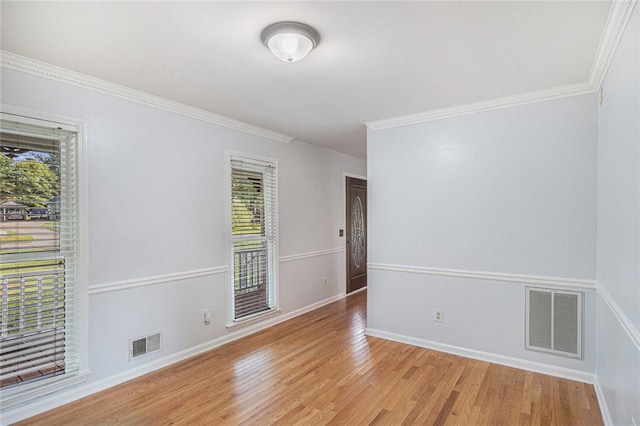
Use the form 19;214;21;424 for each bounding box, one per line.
261;21;320;63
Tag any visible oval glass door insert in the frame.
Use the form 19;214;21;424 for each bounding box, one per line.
351;195;365;268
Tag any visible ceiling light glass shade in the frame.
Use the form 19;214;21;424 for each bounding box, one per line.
267;33;313;63
261;22;320;63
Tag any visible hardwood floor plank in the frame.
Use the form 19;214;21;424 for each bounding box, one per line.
508;368;527;425
17;290;603;425
521;371;535;415
451;361;489;425
432;389;459;426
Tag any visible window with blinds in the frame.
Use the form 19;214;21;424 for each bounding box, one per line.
230;156;277;321
0;117;80;393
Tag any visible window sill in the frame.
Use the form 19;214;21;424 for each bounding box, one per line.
225;307;282;330
1;370;90;410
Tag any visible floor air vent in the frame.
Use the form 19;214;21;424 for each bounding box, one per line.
130;333;162;360
525;288;582;358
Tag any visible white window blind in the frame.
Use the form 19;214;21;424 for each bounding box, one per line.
0;119;79;392
230;156;277;321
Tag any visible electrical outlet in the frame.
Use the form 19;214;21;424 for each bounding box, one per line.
322;277;328;286
434;309;444;322
202;309;212;325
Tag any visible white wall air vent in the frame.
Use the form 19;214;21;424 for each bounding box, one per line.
526;288;582;358
130;333;162;361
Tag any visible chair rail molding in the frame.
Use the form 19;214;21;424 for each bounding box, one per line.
597;285;640;353
279;247;344;263
89;266;228;295
368;263;596;290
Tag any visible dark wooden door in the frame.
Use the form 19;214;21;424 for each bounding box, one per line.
346;177;367;293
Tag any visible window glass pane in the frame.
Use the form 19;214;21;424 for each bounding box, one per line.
0;121;75;390
230;157;276;321
233;241;269;318
231;168;264;237
1;132;61;255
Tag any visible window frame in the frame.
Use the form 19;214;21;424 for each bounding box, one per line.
226;152;279;326
0;105;89;408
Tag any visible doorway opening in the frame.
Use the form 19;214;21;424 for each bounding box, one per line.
345;176;367;293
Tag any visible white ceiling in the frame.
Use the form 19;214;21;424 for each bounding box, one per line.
1;1;611;158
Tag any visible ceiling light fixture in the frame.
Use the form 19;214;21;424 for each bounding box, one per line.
261;21;320;63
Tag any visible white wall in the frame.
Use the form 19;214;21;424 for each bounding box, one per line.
367;93;598;375
596;5;640;425
0;67;365;419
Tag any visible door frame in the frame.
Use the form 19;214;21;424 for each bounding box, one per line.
343;172;367;294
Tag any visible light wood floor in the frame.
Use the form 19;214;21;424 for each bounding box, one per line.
20;290;602;425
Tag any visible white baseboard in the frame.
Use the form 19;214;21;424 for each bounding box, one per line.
364;328;595;384
593;376;613;426
1;292;347;424
347;286;367;297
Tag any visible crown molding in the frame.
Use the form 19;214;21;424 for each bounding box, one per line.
366;0;638;133
0;51;294;144
365;82;595;131
589;0;637;90
3;1;636;140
